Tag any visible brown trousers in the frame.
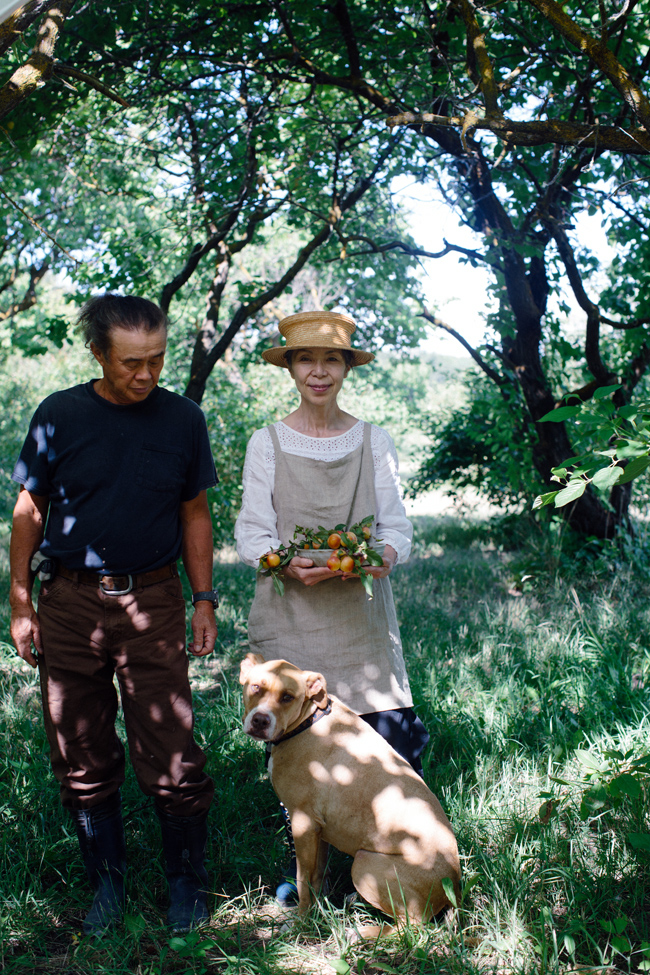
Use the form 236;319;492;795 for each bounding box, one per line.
37;572;213;815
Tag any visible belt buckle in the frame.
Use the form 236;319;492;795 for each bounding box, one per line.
99;574;133;596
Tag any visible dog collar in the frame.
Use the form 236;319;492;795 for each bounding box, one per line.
270;698;332;746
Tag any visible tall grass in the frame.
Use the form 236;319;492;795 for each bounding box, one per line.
1;513;649;974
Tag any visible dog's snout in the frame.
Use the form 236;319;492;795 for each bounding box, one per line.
243;706;275;740
250;711;271;733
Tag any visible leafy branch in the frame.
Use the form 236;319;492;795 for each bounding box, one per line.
533;387;650;511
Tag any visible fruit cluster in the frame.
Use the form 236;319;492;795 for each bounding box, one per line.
258;515;384;596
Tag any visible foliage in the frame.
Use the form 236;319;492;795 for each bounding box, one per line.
0;4;428;405
534;387;650;512
409;372;541;508
9;3;650;534
182;0;650;538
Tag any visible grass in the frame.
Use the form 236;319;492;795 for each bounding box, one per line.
1;512;650;974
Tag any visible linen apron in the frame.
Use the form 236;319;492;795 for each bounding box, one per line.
247;422;412;714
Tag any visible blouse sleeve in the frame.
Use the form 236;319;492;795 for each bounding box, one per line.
372;426;413;564
234;429;282;568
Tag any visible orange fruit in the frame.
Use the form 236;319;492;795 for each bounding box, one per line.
346;532;357;544
340;555;355;572
362;526;372;540
312;538;322;549
266;552;281;568
327;555;341;571
327;533;342;549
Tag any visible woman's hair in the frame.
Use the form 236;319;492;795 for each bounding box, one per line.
283;348;355;370
77;293;168;357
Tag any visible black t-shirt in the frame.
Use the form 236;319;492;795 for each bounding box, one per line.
12;380;218;574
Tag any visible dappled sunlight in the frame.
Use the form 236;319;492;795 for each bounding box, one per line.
118;593;152;633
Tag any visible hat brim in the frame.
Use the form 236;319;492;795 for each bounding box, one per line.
261;346;375;368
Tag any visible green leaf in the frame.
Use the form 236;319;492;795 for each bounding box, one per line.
600;916;628;935
575;749;606;772
533;491;559;509
563;933;576;956
442;876;457;907
365;550;384;566
272;573;285;597
627;832;650;852
360;571;374;598
124;913;147;937
554;479;587;507
609;773;641;799
591;466;623;489
617;455;650;484
618;404;638;419
611;935;631;954
329;960;351;975
539;405;582;422
593;384;621;400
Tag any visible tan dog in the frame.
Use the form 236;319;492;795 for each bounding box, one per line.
239;653;461;935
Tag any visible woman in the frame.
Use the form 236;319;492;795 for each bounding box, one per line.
235;310;428;898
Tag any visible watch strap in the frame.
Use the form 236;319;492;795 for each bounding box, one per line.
191;589;219;607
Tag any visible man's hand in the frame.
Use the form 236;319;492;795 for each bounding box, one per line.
10;487;49;670
180;491;218;656
188;602;217;656
10;603;42;668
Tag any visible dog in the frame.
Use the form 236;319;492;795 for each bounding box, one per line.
239;653;461;936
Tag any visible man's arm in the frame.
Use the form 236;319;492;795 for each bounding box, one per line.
180;490;217;657
10;487;49;668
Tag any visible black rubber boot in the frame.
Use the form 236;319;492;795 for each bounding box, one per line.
156;807;209;933
69;793;127;936
275;802;298;906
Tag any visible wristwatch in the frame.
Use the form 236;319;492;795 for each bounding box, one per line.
191;589;219;608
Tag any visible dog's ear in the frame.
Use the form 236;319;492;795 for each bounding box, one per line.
304;671;328;707
239;652;265;684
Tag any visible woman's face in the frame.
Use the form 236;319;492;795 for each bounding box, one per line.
289;348;350;406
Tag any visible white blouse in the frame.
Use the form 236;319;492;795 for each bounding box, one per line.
234;420;413;568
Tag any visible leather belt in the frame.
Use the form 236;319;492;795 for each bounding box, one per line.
57;562;178;596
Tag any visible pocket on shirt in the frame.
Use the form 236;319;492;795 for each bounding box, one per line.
136;444;185;493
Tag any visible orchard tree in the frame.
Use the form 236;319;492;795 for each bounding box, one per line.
7;0;650;539
0;1;426;402
204;0;650;537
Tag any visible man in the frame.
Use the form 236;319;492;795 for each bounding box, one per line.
9;294;219;936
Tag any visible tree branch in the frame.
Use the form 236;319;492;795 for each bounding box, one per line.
527;0;650;131
451;0;502;118
0;260;49;321
385;111;650;154
420;308;505;385
184;137;400;401
53;62;130;107
0;0;60;58
333;234;500;269
542;213;612;383
330;0;362;78
0;0;76;121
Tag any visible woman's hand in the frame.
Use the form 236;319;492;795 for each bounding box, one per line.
284;555;343;587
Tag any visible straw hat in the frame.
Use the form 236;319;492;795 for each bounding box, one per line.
262;310;375;368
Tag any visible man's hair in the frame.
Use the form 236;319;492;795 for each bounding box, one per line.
77;293;168;357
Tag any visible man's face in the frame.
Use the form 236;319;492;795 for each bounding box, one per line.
91;326;167;406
